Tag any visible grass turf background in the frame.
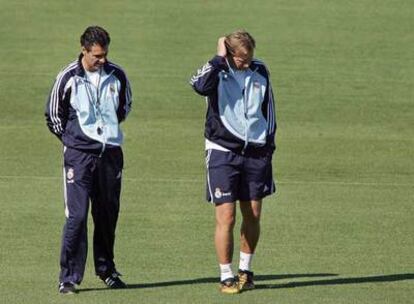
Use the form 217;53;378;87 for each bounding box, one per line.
0;0;413;303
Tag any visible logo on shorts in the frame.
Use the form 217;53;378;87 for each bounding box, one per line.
214;188;223;199
214;188;231;199
66;168;74;183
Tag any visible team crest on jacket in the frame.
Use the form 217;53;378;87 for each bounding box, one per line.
66;168;74;183
110;84;116;93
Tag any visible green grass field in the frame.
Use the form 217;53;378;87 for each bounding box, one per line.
0;0;413;303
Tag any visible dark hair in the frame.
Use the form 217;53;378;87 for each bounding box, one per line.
80;26;110;50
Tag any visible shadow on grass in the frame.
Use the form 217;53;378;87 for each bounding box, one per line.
78;273;334;292
78;273;414;293
255;273;414;289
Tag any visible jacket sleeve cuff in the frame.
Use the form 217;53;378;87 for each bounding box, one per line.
209;55;227;69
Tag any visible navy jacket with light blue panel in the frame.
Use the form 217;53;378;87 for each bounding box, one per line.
45;54;132;153
190;55;276;155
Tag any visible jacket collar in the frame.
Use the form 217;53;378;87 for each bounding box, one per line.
224;57;260;74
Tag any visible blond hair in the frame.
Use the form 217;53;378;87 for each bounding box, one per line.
225;30;256;55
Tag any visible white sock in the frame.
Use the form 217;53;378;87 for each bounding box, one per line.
219;263;234;282
239;252;253;272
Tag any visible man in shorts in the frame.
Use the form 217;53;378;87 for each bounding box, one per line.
190;30;277;294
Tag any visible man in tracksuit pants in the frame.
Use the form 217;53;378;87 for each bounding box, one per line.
190;30;277;294
45;26;132;294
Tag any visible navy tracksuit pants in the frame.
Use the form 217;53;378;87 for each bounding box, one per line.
60;146;123;284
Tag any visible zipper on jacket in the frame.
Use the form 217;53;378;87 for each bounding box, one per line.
83;69;115;157
241;68;258;154
97;70;115;155
99;142;106;158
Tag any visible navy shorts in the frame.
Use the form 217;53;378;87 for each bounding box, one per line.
205;149;275;204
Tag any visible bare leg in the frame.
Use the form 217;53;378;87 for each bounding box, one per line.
239;200;262;254
215;202;236;264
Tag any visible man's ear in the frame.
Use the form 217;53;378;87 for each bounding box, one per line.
81;46;88;55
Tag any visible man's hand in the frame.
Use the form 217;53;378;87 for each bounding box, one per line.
217;37;227;57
